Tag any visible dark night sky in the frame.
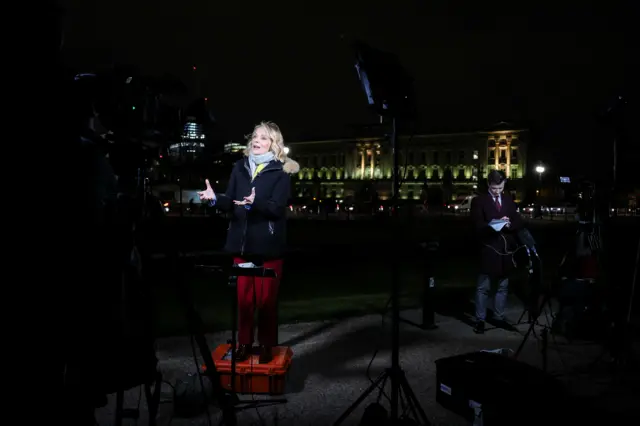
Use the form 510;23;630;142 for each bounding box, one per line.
60;1;636;175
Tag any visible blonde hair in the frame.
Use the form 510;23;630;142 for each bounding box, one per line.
244;121;287;163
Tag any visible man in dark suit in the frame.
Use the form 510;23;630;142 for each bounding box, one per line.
470;170;524;334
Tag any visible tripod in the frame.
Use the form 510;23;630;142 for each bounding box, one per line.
514;288;553;373
514;250;568;373
514;252;554;373
174;256;238;426
334;118;430;426
109;182;238;426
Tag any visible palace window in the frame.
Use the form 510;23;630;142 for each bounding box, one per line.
458;150;465;162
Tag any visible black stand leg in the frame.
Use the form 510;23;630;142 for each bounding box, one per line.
333;367;430;426
144;371;162;426
517;308;528;325
541;327;549;373
177;260;237;426
333;371;387;424
228;274;238;395
226;266;287;412
515;289;553;373
184;298;239;426
115;390;124;426
113;375;162;426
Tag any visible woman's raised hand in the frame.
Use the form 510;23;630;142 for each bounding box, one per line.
197;179;216;201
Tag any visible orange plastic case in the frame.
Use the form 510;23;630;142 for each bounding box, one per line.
202;344;293;395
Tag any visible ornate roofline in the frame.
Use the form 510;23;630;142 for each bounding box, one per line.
289;129;529;145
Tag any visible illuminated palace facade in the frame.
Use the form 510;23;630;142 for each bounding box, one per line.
289;127;528;202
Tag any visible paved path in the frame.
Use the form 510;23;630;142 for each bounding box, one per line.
95;299;639;426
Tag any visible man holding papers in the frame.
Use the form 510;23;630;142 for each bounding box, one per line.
470;170;524;334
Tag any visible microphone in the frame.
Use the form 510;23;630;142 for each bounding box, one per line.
517;228;540;259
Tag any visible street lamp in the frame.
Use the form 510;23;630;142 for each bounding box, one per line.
535;165;545;203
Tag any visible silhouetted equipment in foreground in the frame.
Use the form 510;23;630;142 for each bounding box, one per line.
435;351;567;426
64;68;238;426
545;96;637;372
571;95;637;369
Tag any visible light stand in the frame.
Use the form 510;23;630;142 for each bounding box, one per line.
334;117;429;426
334;40;428;426
591;95;636;369
627;238;639;327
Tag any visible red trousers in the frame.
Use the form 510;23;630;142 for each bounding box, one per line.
234;257;283;346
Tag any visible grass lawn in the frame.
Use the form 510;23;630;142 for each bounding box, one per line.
146;216;597;337
151;256;525;337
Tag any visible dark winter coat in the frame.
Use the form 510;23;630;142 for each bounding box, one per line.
470;192;524;277
215;156;300;260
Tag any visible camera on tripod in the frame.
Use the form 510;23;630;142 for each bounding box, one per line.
61;67;184;423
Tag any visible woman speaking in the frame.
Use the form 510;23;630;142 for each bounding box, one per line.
198;122;299;363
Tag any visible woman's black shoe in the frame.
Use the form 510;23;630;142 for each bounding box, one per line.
235;344;252;361
258;345;273;364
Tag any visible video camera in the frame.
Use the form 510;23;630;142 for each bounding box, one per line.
72;68;153;173
70;66;190;222
62;66;169;423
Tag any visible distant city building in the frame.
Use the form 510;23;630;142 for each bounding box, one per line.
288;124;528;202
168;120;206;159
224;141;245;153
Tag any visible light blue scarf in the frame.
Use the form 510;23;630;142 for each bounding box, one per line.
248;152;275;177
